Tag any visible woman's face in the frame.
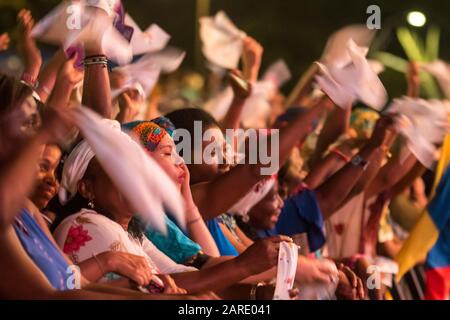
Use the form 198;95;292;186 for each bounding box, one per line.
30;145;62;210
188;126;230;185
4;95;40;139
79;159;134;219
147;134;185;189
248;181;284;230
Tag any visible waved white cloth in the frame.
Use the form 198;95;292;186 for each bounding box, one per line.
386;97;450;169
321;24;376;69
31;0;132;65
204;81;273;128
113;47;185;98
315;39;388;110
273;242;298;300
199;11;246;69
297;259;339;300
59;107;185;233
263;59;292;89
420;60;450;99
228;176;276;217
124;14;170;56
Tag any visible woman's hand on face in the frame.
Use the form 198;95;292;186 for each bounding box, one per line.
335;264;365;300
179;163;193;200
16;9;42;72
237;236;292;275
0;32;10;51
103;251;154;287
158;274;188;295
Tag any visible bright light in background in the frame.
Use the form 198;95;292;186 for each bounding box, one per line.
407;11;427;27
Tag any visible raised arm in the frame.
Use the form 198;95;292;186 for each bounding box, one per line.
308;100;350;166
193;98;332;220
242;36;263;83
315;116;397;219
16;10;42;87
46;54;84;110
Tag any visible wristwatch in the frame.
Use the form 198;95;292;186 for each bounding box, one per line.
351;155;369;171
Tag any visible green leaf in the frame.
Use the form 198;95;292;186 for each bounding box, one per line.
425;26;440;61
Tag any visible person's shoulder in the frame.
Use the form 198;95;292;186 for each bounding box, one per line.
55;210;120;238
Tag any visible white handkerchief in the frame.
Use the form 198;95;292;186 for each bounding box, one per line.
69;106;185;234
273;242;298;300
386;97;450;168
32;0;132;65
321;24;376;69
228;177;276;217
113;47;185;97
420;60;450;99
124;14;170;55
199;11;246;69
263;59;292;89
204;82;272;128
297;259;339;300
315;39;388;110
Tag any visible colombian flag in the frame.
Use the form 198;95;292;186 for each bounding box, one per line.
396;135;450;300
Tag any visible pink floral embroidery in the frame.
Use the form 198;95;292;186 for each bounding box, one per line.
63;225;92;254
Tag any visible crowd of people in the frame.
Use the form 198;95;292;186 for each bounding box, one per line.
0;0;449;300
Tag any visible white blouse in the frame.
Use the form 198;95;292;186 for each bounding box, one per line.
53;209;196;283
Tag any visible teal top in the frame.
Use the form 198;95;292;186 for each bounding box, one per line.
144;217;202;264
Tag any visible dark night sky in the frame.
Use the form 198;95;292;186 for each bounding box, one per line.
1;0;449;95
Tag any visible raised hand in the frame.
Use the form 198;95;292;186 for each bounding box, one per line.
16;9;42;83
236;235;292;275
58;53;84;86
0;32;10;51
369;115;398;148
242;36;264;82
335;263;365;300
407;61;420;97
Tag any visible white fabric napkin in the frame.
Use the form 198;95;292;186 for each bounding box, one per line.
199;11;246;69
315;39;388;110
273;241;298;300
386;96;450;168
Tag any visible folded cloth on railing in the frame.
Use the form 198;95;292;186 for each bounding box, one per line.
274;241;298;300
